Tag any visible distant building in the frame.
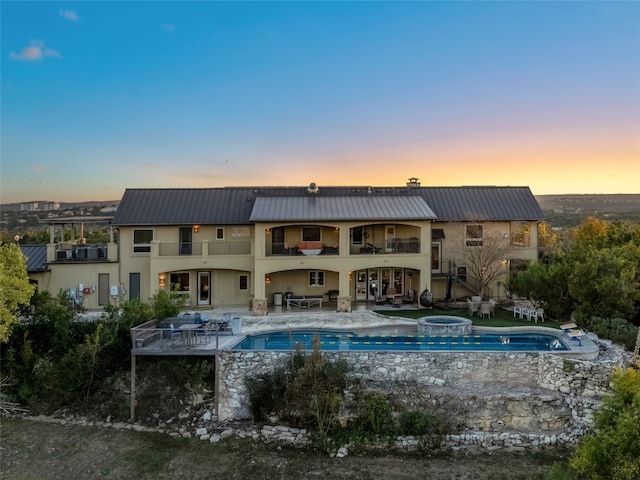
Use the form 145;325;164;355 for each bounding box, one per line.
20;201;60;212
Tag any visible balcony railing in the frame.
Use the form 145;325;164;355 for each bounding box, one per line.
54;244;109;262
351;238;420;255
158;241;251;257
268;242;339;256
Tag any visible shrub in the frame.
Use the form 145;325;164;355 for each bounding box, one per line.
570;368;640;479
354;392;395;436
398;410;448;436
576;315;637;350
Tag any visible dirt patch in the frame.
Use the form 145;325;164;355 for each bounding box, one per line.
1;417;571;480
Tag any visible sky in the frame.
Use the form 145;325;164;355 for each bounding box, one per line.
1;1;639;204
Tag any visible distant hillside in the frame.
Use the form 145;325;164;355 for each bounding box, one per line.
535;194;640;229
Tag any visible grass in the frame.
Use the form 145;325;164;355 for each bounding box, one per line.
374;306;562;329
1;416;574;480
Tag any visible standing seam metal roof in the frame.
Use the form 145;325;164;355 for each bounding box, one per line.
249;196;437;221
111;186;544;225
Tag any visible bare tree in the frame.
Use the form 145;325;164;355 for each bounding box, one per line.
458;233;511;300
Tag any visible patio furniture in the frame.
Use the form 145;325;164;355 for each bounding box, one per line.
479;302;492;319
567;329;586;346
286;295;323;309
467;299;479;316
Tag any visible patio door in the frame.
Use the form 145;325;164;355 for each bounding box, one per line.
385;226;396;252
179;227;192;255
355;270;367;301
198;271;210;305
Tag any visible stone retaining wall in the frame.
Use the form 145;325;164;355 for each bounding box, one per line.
216;349;625;445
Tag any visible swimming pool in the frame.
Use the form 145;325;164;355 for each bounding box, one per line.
233;330;570;352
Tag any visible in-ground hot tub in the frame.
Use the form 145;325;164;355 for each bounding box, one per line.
417;315;473;335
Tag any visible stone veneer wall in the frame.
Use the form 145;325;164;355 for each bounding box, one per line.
216;350;624;448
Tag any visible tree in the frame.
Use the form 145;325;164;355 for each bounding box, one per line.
570;368;640;480
0;243;35;342
459;233;511;300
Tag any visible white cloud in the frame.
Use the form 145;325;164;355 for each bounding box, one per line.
9;40;61;61
59;9;79;22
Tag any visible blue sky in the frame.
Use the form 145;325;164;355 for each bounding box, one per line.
2;1;639;203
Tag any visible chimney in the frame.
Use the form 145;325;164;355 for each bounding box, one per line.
307;182;319;194
406;177;420;188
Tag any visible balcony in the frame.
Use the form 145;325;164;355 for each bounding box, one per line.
54;244;109;262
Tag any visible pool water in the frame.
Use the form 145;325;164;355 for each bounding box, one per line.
234;330;569;352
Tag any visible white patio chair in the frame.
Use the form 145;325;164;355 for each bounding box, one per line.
479;302;492;319
513;303;523;318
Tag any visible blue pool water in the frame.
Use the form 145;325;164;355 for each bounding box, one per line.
234;330;569;352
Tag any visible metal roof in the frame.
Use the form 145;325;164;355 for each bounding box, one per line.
112;185;544;226
249;196;436;222
20;245;48;272
419;187;545;222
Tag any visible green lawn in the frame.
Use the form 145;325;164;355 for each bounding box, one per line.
374;306;562;329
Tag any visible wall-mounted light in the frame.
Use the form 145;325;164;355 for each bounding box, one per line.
265;274;271;284
159;273;166;286
334;227;339;232
266;228;271;234
193;225;200;233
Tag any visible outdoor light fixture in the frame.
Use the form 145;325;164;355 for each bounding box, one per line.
265;274;271;284
159;273;166;286
193;225;200;233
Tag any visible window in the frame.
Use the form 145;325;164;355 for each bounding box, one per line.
465;224;484;246
231;227;250;238
457;265;467;283
431;242;441;272
302;226;321;242
169;272;190;292
133;229;153;253
239;274;248;291
309;271;325;287
352;226;364;245
216;228;225;240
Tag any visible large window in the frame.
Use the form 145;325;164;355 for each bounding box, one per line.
465;224;484;247
309;271;325;287
170;272;190;292
133;229;153;253
302;226;321;242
